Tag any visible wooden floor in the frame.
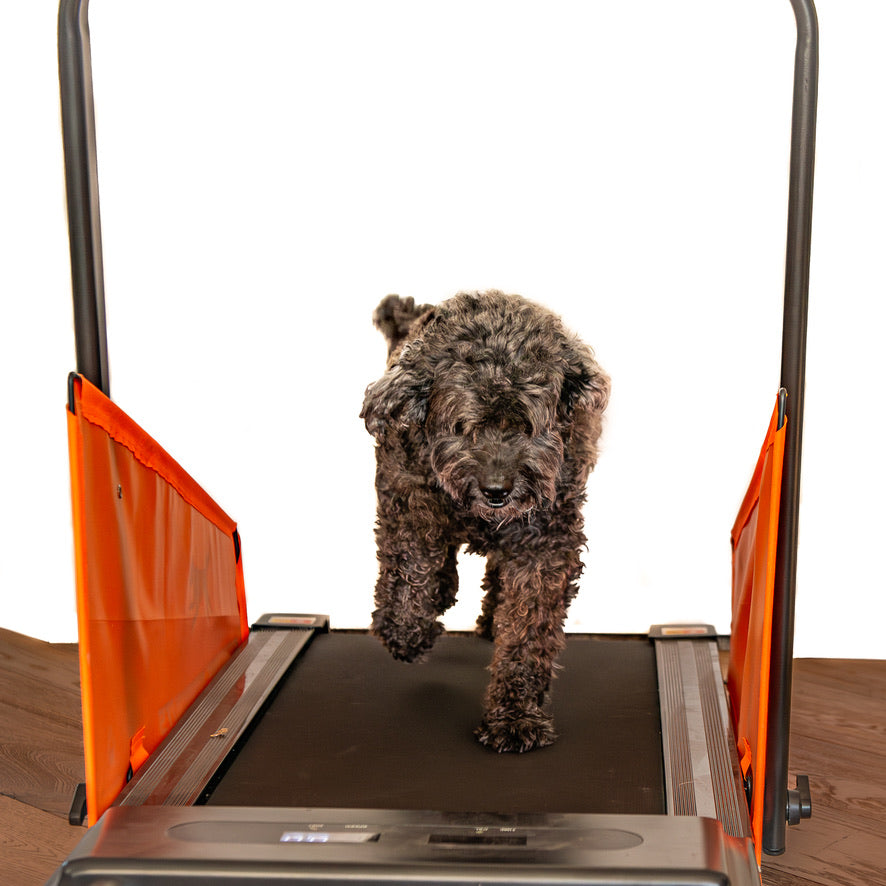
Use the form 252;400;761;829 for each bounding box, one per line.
1;627;883;885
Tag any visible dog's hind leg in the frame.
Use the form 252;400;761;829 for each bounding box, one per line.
475;554;502;641
438;544;460;613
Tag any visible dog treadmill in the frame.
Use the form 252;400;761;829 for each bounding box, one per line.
49;1;817;883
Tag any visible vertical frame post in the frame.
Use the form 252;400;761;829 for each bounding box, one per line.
58;0;110;396
765;0;819;856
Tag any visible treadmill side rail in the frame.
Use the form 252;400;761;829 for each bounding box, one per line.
654;633;753;845
116;624;318;809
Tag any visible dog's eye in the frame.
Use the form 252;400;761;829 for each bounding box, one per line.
453;421;466;435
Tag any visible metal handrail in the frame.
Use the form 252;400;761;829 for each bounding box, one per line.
59;0;109;396
767;0;819;857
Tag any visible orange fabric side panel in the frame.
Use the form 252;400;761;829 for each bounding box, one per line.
728;393;786;865
67;375;248;822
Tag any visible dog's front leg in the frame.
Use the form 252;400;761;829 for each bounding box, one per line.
371;511;458;662
475;552;580;753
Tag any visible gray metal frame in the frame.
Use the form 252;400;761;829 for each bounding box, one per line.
49;803;762;885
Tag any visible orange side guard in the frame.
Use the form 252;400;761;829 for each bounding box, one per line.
728;392;787;866
66;375;248;822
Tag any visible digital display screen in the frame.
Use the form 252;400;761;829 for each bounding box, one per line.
280;831;379;844
428;833;528;846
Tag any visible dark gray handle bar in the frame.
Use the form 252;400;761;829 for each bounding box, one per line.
767;0;819;858
59;0;109;396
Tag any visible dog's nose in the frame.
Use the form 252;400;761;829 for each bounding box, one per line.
480;484;511;508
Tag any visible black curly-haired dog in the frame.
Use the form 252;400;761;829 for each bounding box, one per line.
361;290;610;753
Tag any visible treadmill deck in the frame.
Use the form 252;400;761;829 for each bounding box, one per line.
205;631;666;815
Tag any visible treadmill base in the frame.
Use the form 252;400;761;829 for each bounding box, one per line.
48;805;761;885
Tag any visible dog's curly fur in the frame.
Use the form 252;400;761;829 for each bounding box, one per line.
361;290;610;753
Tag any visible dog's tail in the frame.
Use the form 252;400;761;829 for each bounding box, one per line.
373;294;433;358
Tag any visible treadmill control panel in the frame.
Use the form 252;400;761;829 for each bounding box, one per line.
171;818;645;852
54;807;761;885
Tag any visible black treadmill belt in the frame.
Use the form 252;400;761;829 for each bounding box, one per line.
206;632;665;815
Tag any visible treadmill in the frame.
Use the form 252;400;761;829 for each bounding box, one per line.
49;1;817;883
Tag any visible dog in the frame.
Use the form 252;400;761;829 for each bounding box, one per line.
361;290;609;752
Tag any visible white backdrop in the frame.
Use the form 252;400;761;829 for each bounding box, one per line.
2;1;884;657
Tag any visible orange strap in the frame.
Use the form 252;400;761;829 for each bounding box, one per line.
728;391;786;865
67;375;248;821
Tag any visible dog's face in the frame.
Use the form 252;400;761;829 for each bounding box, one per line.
424;372;566;520
362;293;609;522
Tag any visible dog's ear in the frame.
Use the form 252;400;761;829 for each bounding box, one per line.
361;345;431;440
362;309;437;439
560;349;610;419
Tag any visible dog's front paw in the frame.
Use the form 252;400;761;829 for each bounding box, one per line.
474;707;557;753
372;612;443;663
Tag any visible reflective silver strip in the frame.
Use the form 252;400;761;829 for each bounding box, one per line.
655;638;750;838
118;629;312;807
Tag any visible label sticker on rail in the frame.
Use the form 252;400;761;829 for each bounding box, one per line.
267;616;319;627
659;626;714;637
